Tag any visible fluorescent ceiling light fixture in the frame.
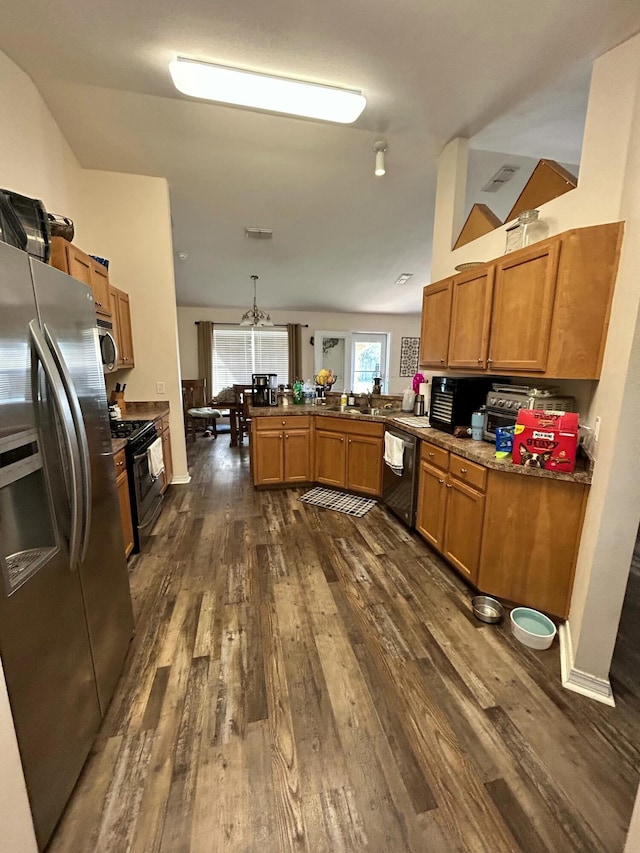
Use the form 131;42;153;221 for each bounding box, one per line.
169;57;366;124
394;273;413;285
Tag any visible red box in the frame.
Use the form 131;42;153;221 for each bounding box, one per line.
512;409;579;472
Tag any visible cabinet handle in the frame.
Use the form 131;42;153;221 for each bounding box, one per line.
440;358;445;363
477;358;482;363
446;483;452;488
285;434;289;439
348;439;352;443
282;420;286;425
340;438;344;443
438;478;444;484
428;451;435;457
460;467;467;473
487;357;493;363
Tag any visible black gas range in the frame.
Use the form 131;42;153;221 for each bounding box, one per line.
110;419;163;553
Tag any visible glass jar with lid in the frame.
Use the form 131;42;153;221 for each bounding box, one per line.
505;209;549;253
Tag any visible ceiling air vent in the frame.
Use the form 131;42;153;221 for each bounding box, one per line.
394;273;413;285
245;227;273;239
481;165;519;193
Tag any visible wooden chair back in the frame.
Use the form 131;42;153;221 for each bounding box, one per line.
233;384;253;444
182;378;208;410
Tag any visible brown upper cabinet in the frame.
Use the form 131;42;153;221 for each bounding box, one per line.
419;278;452;368
419;221;623;380
109;285;135;369
50;237;112;318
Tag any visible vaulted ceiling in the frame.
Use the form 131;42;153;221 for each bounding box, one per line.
1;1;639;313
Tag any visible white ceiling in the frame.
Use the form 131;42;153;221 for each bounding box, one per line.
1;1;639;314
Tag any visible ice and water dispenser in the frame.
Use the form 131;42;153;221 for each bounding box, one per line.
0;429;57;594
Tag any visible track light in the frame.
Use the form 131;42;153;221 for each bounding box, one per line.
374;140;387;177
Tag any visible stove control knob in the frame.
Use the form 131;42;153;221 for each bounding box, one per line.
498;399;505;406
505;400;513;408
514;402;521;410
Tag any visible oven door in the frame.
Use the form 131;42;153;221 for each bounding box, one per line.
483;407;518;440
132;446;163;524
98;325;118;373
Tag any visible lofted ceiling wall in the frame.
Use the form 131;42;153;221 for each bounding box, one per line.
0;0;639;313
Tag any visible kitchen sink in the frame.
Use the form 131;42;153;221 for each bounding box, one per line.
322;405;399;416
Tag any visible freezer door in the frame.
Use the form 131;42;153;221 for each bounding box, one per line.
30;257;134;714
0;241;101;849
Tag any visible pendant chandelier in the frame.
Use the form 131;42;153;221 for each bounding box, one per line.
240;274;273;327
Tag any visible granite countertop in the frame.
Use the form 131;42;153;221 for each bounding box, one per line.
111;437;128;454
110;401;170;453
249;403;593;485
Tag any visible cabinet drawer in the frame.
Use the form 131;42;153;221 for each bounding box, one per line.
449;454;486;492
113;448;127;475
421;441;449;470
256;415;310;431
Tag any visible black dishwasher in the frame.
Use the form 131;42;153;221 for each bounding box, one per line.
382;425;419;528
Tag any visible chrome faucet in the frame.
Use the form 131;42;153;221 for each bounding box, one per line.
359;392;373;408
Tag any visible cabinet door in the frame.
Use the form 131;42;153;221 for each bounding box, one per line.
315;430;346;488
283;429;311;483
443;477;485;583
89;260;111;317
448;267;495;369
478;471;587;618
115;289;135;367
254;430;284;485
160;425;173;493
114;451;134;558
66;245;93;286
416;460;447;550
419;279;452;368
108;287;122;362
489;241;559;372
346;434;383;497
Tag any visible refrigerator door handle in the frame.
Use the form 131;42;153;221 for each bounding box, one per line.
29;320;84;570
43;324;92;563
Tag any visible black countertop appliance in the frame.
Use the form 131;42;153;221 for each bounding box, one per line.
429;376;495;434
252;373;278;406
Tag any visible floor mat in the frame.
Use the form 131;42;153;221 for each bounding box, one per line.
299;487;377;517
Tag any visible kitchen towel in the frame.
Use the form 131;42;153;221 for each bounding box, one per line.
147;437;165;479
384;433;404;475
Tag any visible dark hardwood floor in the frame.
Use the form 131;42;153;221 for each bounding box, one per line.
49;437;640;852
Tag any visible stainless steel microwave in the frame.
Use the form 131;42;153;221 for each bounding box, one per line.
97;318;118;372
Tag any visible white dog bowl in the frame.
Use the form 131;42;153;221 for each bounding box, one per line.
510;607;557;650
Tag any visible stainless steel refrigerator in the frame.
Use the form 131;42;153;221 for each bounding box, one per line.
0;240;134;849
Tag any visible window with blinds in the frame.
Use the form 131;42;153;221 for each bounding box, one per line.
212;326;289;394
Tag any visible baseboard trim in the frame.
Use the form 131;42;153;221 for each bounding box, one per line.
559;622;615;707
170;474;192;485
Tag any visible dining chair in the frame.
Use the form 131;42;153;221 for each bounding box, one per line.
232;384;253;444
182;379;222;441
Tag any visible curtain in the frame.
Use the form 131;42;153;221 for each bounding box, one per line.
197;320;214;401
287;323;302;385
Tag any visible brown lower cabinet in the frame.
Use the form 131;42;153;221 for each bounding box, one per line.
253;416;311;485
113;448;134;558
315;417;383;497
251;414;383;496
416;440;588;618
477;470;588;619
159;416;173;493
416;444;486;584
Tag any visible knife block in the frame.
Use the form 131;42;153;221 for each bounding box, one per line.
109;391;126;415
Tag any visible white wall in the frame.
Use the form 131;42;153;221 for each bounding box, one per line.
177;306;421;394
72;171;188;482
431;33;640;700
